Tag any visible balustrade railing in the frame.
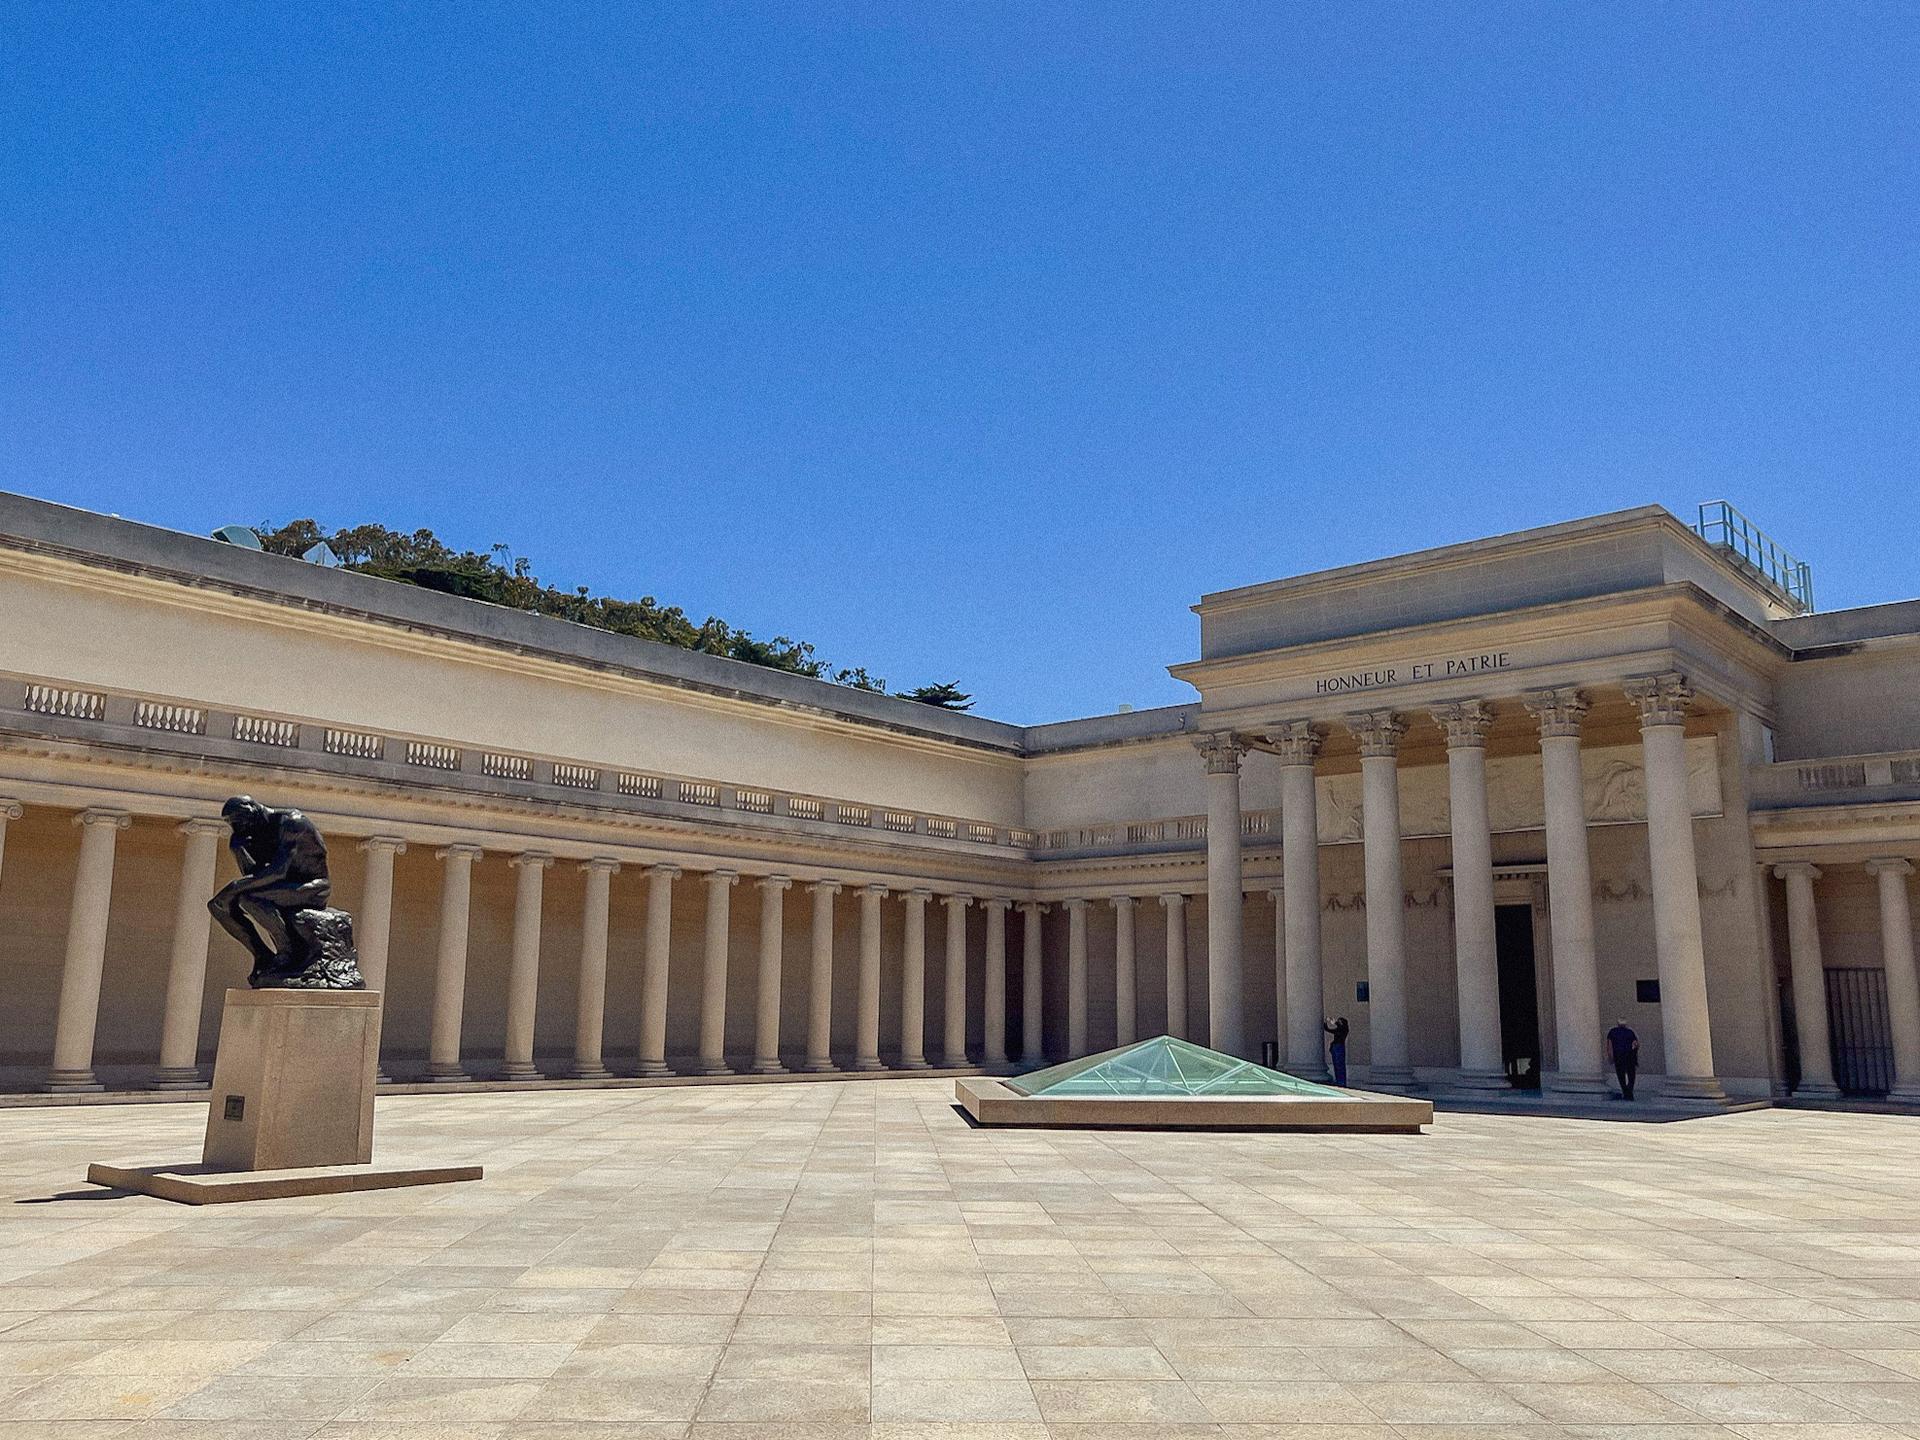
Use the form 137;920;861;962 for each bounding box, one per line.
234;715;299;748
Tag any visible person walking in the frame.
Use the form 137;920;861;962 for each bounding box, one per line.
1323;1015;1350;1087
1606;1019;1639;1100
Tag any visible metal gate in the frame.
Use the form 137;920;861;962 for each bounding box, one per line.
1825;967;1894;1096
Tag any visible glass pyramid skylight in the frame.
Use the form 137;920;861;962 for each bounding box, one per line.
1006;1035;1351;1099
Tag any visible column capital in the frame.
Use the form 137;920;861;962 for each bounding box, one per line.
1625;671;1694;728
1432;700;1495;749
1193;730;1248;774
705;868;739;887
1773;861;1822;882
358;834;408;856
1015;900;1049;916
809;878;843;895
436;842;484;861
580;856;621;875
179;816;229;837
1345;710;1407;759
75;808;131;831
980;895;1012;912
1524;686;1590;739
758;873;793;892
1263;720;1325;767
1109;893;1135;909
904;887;932;903
941;892;973;909
510;850;556;870
1866;857;1916;878
1157;891;1187;909
863;882;890;898
0;798;22;822
648;862;683;880
1063;897;1090;913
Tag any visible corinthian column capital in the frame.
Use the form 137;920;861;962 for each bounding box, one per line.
1193;731;1247;775
1523;687;1590;739
1431;700;1495;749
1345;710;1406;759
1625;671;1694;728
1263;721;1325;767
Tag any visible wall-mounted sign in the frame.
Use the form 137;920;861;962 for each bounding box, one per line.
1314;651;1512;696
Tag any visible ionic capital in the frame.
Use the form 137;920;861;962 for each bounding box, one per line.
758;873;793;892
1431;700;1495;749
1523;687;1590;739
1063;897;1090;913
180;816;229;838
1109;894;1135;910
1193;731;1248;775
510;850;555;871
980;896;1012;913
904;887;932;904
580;856;621;875
1157;892;1187;910
648;862;683;881
1866;858;1916;879
1263;720;1325;768
705;868;739;888
1773;861;1821;883
75;808;132;831
809;878;843;895
941;893;973;910
863;882;890;898
1345;710;1407;759
1015;900;1049;916
0;798;23;822
436;842;484;862
359;834;407;856
1625;671;1694;729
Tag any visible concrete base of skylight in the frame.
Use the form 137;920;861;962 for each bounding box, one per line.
953;1076;1432;1132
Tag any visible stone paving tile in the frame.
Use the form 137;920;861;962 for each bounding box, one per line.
5;1085;1920;1436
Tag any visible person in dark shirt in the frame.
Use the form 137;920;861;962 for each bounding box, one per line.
1606;1020;1639;1100
1323;1016;1350;1087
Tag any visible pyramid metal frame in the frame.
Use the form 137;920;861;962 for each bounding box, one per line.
1006;1035;1350;1100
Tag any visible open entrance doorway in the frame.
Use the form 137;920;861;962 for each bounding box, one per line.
1495;904;1543;1089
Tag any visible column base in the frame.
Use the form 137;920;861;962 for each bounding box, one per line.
1661;1074;1728;1102
687;1060;733;1077
499;1061;542;1081
1544;1070;1610;1096
850;1057;886;1072
423;1062;470;1083
896;1056;931;1070
981;1053;1010;1073
45;1069;103;1093
1791;1080;1842;1100
148;1067;209;1091
1366;1066;1418;1092
1453;1067;1514;1092
573;1062;612;1080
633;1060;672;1077
940;1053;971;1069
1286;1063;1333;1084
750;1059;787;1075
800;1058;838;1073
1888;1084;1920;1103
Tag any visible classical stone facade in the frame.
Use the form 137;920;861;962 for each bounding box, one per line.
2;494;1917;1102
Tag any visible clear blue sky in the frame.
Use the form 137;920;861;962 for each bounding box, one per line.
4;4;1915;723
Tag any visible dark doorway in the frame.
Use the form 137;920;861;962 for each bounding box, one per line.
1825;967;1894;1096
1495;904;1543;1089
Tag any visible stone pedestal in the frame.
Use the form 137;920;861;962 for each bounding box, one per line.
203;988;380;1170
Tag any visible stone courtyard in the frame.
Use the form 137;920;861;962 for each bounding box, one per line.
3;1085;1920;1438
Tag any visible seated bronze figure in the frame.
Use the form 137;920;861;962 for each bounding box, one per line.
209;795;365;989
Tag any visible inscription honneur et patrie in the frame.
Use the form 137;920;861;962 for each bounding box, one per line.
1314;651;1511;696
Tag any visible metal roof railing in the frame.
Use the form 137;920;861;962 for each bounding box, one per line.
1696;500;1814;613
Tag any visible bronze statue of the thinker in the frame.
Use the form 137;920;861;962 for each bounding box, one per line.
208;795;365;989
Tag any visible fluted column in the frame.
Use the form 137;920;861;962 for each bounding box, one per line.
426;842;482;1081
1269;722;1327;1078
1018;901;1047;1060
1197;732;1248;1055
1524;688;1606;1092
982;898;1010;1067
501;851;554;1080
803;880;841;1072
1160;893;1188;1039
1435;701;1505;1089
1775;863;1838;1097
48;808;130;1092
636;864;679;1076
356;835;405;1082
752;875;792;1073
1348;710;1413;1088
1112;895;1137;1046
1065;898;1090;1056
854;884;887;1070
1627;673;1723;1099
574;858;618;1079
1867;859;1920;1100
941;894;971;1066
897;889;931;1068
1267;887;1286;1059
151;817;228;1088
694;869;738;1075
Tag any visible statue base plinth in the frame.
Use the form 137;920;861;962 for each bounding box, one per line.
202;988;381;1171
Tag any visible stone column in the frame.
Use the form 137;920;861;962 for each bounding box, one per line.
982;897;1010;1067
426;842;482;1081
1197;732;1248;1055
1160;893;1188;1038
854;884;887;1070
1867;859;1920;1101
1435;701;1506;1089
941;894;971;1066
356;835;405;1083
1269;722;1327;1078
1627;672;1724;1099
151;817;228;1088
752;875;791;1073
1065;898;1090;1056
1348;710;1413;1088
694;869;738;1075
574;858;618;1079
803;880;840;1072
1268;887;1286;1059
1018;901;1047;1060
898;889;931;1068
636;864;679;1076
1112;895;1137;1046
0;799;18;888
1524;688;1606;1093
48;808;130;1092
501;851;554;1080
1774;863;1839;1097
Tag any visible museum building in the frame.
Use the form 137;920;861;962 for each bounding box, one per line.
1;490;1917;1104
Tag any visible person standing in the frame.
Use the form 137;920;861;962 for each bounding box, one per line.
1606;1019;1639;1100
1323;1015;1350;1087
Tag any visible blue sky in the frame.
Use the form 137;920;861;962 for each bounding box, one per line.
3;3;1915;723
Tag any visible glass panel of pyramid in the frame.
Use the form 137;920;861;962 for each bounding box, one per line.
1005;1035;1351;1098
